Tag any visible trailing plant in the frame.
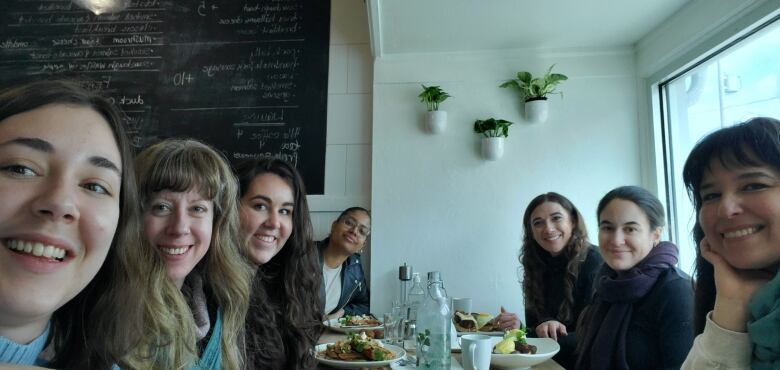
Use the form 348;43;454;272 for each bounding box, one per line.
473;118;513;138
418;85;451;111
499;64;568;101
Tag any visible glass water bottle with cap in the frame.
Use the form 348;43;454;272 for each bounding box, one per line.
415;271;451;369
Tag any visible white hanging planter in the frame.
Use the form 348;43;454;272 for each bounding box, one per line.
481;137;504;161
425;110;447;133
524;98;549;123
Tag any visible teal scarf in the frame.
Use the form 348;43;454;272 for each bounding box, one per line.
192;310;222;370
748;269;780;370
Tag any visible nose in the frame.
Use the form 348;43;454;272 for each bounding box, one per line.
607;230;625;246
262;211;280;229
718;194;743;218
33;178;79;223
166;209;191;236
543;221;555;233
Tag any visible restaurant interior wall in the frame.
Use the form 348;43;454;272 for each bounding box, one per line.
308;0;373;239
370;49;641;318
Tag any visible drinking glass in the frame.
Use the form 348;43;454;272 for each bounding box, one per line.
383;312;403;346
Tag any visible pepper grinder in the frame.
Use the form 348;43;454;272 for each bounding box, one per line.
398;263;412;306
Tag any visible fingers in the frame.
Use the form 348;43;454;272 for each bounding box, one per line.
536;321;567;341
494;311;520;330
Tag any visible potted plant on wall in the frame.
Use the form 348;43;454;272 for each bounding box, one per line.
499;64;567;123
473;118;513;160
418;85;451;133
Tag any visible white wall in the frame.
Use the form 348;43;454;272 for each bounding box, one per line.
309;0;373;240
369;49;642;317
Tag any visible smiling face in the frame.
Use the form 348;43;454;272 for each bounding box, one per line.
530;201;574;256
329;210;371;254
143;189;214;288
598;199;661;271
0;104;121;341
239;173;294;265
698;159;780;271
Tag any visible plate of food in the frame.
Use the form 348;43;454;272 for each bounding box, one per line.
324;314;383;333
453;311;505;336
490;328;560;369
315;331;406;369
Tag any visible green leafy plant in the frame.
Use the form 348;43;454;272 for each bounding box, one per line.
474;118;513;138
418;85;451;111
499;64;568;101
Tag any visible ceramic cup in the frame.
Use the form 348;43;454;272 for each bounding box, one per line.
459;334;492;370
453;297;473;314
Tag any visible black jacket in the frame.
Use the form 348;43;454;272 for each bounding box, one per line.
317;238;370;315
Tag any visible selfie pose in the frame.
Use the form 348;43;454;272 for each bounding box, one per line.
681;117;780;369
0;80;191;369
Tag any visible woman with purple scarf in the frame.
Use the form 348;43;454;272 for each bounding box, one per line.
575;186;694;370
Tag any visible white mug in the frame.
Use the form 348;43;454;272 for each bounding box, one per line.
453;297;473;313
459;334;492;370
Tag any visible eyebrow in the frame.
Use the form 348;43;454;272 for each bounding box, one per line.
249;194;295;208
1;137;53;152
532;212;562;223
90;156;121;176
700;170;777;192
1;137;121;176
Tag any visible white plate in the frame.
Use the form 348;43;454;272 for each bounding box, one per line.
489;337;560;369
323;318;383;333
314;342;406;369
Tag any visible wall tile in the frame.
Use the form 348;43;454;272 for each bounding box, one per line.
348;44;374;93
327;93;372;144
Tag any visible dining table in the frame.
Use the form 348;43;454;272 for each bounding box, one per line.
316;331;564;370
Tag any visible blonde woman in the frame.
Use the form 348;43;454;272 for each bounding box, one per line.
135;139;254;370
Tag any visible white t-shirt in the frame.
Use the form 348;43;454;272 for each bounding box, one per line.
323;263;343;314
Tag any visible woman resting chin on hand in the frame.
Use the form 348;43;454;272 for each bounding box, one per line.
681;117;780;370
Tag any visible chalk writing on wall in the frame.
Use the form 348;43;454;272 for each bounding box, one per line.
0;0;330;193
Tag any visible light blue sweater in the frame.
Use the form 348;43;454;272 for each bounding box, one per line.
0;324;49;365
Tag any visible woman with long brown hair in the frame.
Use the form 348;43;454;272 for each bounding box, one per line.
237;157;323;369
518;192;602;369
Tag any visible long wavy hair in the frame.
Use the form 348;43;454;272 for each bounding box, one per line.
682;117;780;334
236;157;324;369
136;139;254;370
520;192;590;325
0;79;195;369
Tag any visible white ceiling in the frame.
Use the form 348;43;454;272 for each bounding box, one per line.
367;0;691;56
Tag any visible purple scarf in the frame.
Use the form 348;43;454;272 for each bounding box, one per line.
576;242;679;370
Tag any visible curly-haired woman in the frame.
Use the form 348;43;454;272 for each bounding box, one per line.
516;192;602;368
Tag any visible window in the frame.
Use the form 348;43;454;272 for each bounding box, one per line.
660;18;780;275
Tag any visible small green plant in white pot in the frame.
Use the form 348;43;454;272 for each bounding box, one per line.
418;85;451;133
474;118;513;160
499;64;567;123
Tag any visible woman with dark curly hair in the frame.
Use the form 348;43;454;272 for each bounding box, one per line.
237;157;323;369
515;192;602;369
681;117;780;369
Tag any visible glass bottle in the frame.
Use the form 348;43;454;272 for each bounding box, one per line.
415;271;451;369
407;272;425;322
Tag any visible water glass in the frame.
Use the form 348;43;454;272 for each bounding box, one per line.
383;312;403;346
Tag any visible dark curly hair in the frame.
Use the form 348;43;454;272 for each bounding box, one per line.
236;157;324;369
520;192;590;325
682;116;780;334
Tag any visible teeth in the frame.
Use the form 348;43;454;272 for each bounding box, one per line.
256;235;275;242
5;239;67;260
724;227;759;239
161;247;188;255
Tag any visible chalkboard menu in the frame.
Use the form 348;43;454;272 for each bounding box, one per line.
0;0;330;194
